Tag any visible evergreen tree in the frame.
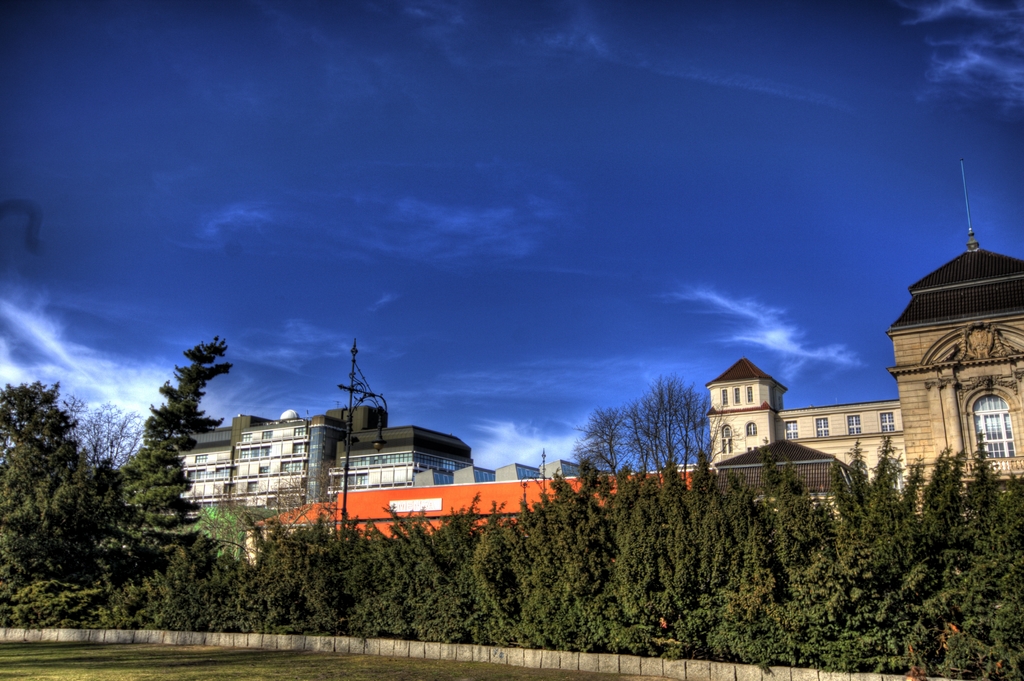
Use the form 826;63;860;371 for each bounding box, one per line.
513;465;618;652
470;508;523;645
987;476;1024;679
919;445;1023;679
664;453;736;660
0;382;122;624
608;467;670;655
349;504;483;643
121;338;230;532
137;535;244;632
244;519;364;636
801;440;922;673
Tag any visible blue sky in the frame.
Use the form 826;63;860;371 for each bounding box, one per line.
2;0;1023;469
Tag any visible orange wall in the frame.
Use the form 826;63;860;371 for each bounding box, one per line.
341;478;570;523
273;474;685;532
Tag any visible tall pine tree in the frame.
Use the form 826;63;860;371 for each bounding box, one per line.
122;338;231;533
0;382;122;623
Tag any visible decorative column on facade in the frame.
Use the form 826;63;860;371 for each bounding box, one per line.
941;378;965;454
924;377;964;454
923;377;948;455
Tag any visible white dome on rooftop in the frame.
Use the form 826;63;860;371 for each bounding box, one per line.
280;409;300;421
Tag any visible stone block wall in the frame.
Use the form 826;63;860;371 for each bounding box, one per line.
0;627;939;680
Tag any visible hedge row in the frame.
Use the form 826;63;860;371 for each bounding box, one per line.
4;446;1023;680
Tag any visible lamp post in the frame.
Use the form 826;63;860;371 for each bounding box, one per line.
337;339;388;518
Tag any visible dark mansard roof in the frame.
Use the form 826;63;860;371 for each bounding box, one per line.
891;249;1024;330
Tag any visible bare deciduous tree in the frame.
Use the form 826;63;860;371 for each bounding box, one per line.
572;406;627;474
272;474;308;514
64;397;144;468
573;374;712;475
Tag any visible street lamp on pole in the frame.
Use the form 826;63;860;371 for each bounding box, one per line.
337;339;388;519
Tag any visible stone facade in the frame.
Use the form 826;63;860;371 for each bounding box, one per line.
711;241;1024;478
707;359;904;472
889;319;1024;473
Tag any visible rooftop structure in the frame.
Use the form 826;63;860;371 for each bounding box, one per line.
715;440;851;495
710;236;1024;481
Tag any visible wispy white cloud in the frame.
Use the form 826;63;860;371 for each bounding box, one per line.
671;288;859;371
388;197;534;257
900;0;1020;25
380;0;850;111
234;319;351;373
368;293;399;311
421;357;669;402
540;23;610;58
642;61;851;111
534;20;850;111
470;420;578;470
390;355;709;439
898;0;1024;114
170;203;275;253
197;203;272;243
0;293;166;414
350;192;563;260
400;0;467;26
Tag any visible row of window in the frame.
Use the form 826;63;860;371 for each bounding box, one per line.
196;444;303;464
237;446;273;460
188;468;231;481
240;463;305;475
345;451;471;473
236;442;306;460
804;414;891;439
240;426;307;443
719;396;1017;460
720;385;783;410
721;386;756;407
191;461;307;480
784;413;895;439
242;475;301;495
721;412;896;447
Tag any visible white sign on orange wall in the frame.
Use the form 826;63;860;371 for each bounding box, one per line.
389;498;443;513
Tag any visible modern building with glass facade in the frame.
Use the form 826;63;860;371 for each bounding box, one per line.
182;405;474;509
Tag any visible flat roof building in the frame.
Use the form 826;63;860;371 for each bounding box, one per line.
183;405;473;510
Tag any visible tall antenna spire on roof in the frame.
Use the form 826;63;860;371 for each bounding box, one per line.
961;158;979;252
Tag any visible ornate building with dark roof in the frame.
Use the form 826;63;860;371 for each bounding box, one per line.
709;234;1024;480
888;239;1024;475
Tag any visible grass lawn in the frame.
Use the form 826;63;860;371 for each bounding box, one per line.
0;642;647;681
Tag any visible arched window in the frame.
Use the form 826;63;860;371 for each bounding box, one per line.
721;426;733;454
746;422;757;437
973;395;1016;458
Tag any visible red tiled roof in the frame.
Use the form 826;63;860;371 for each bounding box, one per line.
706;358;773;386
908;249;1024;292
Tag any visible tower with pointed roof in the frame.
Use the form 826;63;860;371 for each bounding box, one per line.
707;357;904;470
888;236;1024;472
706;358;787;457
